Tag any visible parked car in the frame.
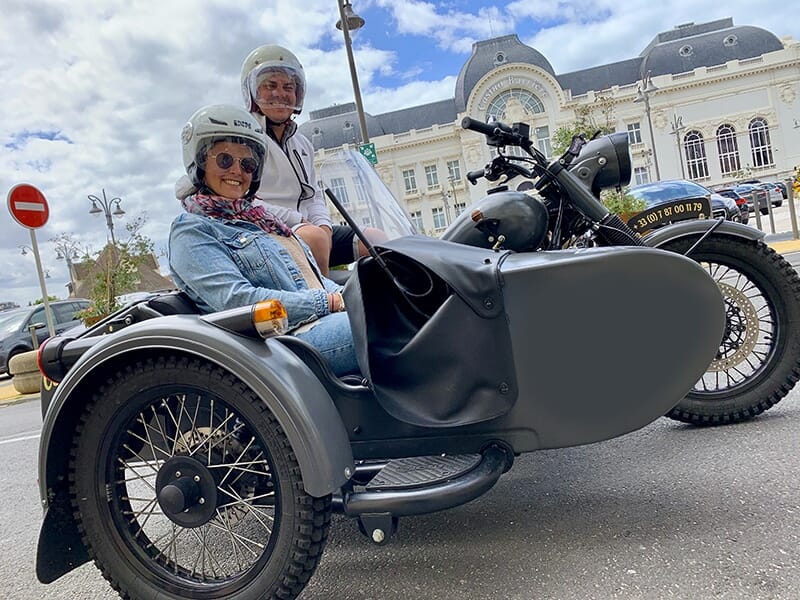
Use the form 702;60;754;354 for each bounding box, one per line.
730;183;770;215
628;180;744;228
0;299;89;375
755;182;783;207
740;179;786;206
713;187;750;225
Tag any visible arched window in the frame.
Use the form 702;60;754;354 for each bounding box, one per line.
485;89;550;156
716;124;740;175
683;130;709;180
484;88;545;121
749;118;774;168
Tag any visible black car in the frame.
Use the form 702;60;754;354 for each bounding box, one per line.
0;299;89;375
714;188;750;225
628;180;743;227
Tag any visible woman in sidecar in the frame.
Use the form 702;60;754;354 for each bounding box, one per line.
169;104;358;377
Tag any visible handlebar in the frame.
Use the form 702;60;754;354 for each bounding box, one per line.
461;116;511;137
466;168;485;184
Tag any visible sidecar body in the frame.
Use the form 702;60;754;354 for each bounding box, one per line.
35;235;724;590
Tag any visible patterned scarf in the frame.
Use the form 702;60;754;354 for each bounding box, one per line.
182;193;293;236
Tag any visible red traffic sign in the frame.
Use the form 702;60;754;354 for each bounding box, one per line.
7;183;50;229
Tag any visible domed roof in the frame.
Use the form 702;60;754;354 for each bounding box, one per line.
641;21;783;78
455;35;555;112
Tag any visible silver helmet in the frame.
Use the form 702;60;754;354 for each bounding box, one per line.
240;44;306;116
180;104;266;197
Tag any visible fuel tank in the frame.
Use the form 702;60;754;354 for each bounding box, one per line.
441;189;549;252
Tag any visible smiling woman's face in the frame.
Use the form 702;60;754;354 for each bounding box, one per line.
202;141;255;199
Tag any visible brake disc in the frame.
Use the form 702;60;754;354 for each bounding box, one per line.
707;280;759;372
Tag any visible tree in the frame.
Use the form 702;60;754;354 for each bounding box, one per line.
551;95;617;156
600;188;646;217
76;214;155;323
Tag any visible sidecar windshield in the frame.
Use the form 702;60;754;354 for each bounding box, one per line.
318;149;416;241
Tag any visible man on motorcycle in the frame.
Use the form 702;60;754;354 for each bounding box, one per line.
240;44;377;275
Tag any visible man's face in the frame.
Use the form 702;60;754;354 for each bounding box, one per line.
255;70;297;123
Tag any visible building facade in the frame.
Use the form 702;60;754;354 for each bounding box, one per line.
301;18;800;235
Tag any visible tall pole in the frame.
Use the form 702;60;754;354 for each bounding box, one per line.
27;233;56;337
88;189;124;245
336;0;369;145
670;114;686;180
635;72;661;181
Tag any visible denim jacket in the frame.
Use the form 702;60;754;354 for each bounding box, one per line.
169;212;341;328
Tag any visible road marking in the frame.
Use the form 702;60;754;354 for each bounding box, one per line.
0;432;41;445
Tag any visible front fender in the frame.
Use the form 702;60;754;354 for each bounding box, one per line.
36;315;353;583
40;315;353;500
641;219;765;248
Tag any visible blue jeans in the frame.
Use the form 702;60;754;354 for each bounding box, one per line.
293;311;359;376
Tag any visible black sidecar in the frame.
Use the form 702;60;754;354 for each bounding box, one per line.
34;235;724;600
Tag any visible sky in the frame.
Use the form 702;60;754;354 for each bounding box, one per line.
2;0;798;308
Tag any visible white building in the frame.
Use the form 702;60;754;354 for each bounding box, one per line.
301;18;800;235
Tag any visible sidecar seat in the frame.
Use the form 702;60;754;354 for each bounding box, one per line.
146;291;201;315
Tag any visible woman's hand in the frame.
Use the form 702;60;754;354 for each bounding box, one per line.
327;292;346;313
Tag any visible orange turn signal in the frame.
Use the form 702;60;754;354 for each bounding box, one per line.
252;300;289;338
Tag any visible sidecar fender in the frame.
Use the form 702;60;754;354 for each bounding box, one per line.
641;219;765;248
36;316;353;583
39;315;353;501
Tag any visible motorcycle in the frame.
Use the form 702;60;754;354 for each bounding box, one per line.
35;132;725;599
445;117;800;425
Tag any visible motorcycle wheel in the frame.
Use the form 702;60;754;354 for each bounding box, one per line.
658;235;800;425
69;355;331;600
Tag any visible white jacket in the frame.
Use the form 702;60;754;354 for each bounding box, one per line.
253;117;332;230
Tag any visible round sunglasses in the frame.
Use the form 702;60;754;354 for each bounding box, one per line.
208;152;259;174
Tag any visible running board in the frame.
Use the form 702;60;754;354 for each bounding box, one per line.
338;444;508;519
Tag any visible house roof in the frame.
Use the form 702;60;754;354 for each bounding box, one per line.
302;18;784;150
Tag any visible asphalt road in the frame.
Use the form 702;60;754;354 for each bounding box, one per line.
1;250;798;600
2;385;800;599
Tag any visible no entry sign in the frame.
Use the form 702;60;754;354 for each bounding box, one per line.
7;183;50;229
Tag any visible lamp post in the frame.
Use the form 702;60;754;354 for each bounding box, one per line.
51;234;81;296
440;188;452;226
88;189;125;245
336;0;369;145
669;114;686;180
448;175;459;216
634;71;661;181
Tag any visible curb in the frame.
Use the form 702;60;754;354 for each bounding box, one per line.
0;381;39;406
768;239;800;255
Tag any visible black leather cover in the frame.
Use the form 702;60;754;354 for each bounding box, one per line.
344;236;518;427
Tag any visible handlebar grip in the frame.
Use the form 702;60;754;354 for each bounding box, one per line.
466;168;485;184
461;117;500;136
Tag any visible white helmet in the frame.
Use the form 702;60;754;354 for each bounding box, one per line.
240;44;306;116
180;104;266;198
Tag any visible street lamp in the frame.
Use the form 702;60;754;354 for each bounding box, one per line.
88;189;125;245
669;114;687;180
336;0;369;145
51;235;82;296
440;188;452;226
634;71;661;181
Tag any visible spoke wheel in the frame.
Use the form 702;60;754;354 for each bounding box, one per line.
69;356;331;599
658;236;800;425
